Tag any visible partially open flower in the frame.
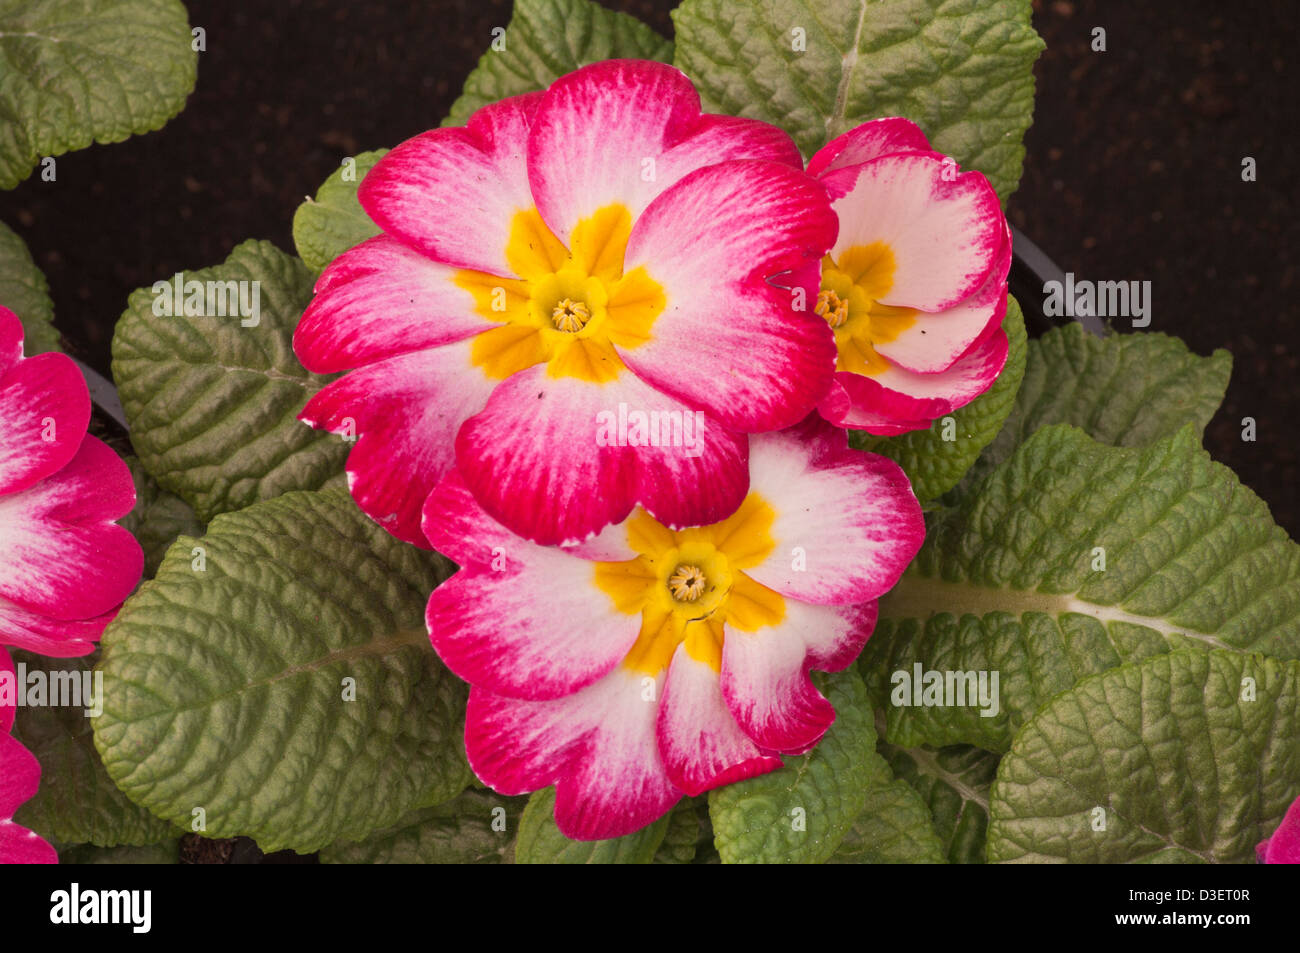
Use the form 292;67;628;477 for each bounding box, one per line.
1257;795;1300;863
0;647;56;863
806;119;1012;436
0;307;141;656
424;417;923;839
294;59;838;547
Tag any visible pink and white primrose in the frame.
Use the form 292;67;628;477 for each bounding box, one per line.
294;59;839;548
0;647;55;863
1258;795;1300;863
423;417;923;839
805;118;1012;436
0;307;142;657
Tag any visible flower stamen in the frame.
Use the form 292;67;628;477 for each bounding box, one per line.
667;564;707;602
551;298;591;332
815;289;849;329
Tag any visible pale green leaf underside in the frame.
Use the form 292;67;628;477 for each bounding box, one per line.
0;0;197;189
672;0;1043;201
709;670;887;863
827;777;946;863
119;456;203;578
988;650;1300;863
320;789;523;864
515;786;671;863
862;425;1300;753
955;324;1232;495
292;149;387;274
0;218;58;352
112;239;348;523
880;739;997;863
93;489;471;854
444;0;672;126
852;295;1026;503
12;651;178;847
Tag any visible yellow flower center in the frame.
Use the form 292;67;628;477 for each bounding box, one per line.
820;241;917;376
594;493;786;675
454;205;666;383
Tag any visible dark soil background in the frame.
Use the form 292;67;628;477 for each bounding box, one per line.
0;0;1295;543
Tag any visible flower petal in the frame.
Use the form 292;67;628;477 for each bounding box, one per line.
0;436;141;623
618;160;839;431
741;419;924;604
874;220;1011;374
657;645;781;796
527;60;802;245
0;307;24;377
1258;795;1300;863
294;235;494;374
424;480;640;701
466;668;681;840
821;152;1003;312
359;92;541;275
0;349;90;495
300;339;495;547
807;117;932;182
820;325;1009;434
0;731;57;864
720;617;833;754
456;366;748;545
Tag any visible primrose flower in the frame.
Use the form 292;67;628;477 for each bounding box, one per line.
0;306;142;656
805;119;1012;435
423;417;923;839
294;59;838;547
0;647;55;863
1258;795;1300;863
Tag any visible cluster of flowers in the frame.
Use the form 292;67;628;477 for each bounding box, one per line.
293;60;1009;839
0;308;142;863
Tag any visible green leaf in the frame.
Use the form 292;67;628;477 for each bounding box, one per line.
10;651;177;847
58;839;180;864
0;0;197;189
672;0;1044;201
954;324;1232;496
987;649;1300;863
515;786;671;863
292;150;387;274
654;797;704;864
708;669;886;863
827;777;946;863
861;425;1300;753
93;488;472;854
880;740;997;863
319;789;523;864
119;457;203;578
444;0;673;127
112;240;349;523
852;295;1026;502
0;219;58;353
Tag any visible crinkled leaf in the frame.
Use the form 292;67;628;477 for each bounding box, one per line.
515;786;671;863
954;324;1232;497
672;0;1043;201
112;240;348;523
93;488;471;854
444;0;672;126
827;777;946;864
292;149;387;274
988;650;1300;863
880;740;997;863
119;457;203;578
0;0;197;189
852;296;1025;502
654;797;704;864
10;651;177;847
320;789;522;864
708;669;887;863
0;219;58;353
58;839;180;864
862;425;1300;753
